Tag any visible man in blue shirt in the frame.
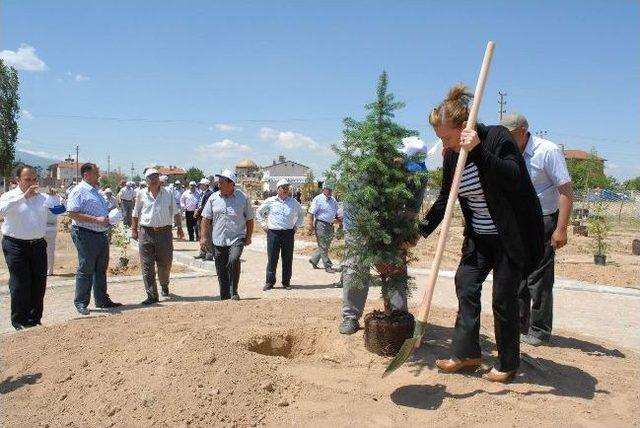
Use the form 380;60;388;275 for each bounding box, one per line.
257;179;305;290
67;163;122;315
307;182;339;273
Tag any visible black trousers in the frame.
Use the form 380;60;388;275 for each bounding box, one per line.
2;236;48;327
519;211;557;340
266;229;295;287
185;211;197;241
453;234;522;372
213;241;244;300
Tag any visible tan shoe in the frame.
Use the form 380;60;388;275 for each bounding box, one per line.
435;358;481;373
482;368;517;383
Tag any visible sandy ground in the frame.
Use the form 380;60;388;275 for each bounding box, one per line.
1;298;639;428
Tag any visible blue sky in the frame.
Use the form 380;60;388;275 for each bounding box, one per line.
3;0;639;180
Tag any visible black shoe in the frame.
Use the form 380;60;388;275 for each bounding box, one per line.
76;305;90;315
325;267;337;274
333;282;343;288
12;323;30;330
96;301;123;308
140;297;159;305
161;288;169;297
194;253;205;259
283;285;292;290
338;318;359;335
263;284;274;291
205;255;214;261
308;259;319;269
231;294;240;301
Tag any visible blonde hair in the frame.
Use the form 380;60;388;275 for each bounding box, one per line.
428;84;473;129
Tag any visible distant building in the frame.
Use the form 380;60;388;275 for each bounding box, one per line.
563;149;606;165
47;157;79;186
261;155;311;192
155;165;186;183
235;159;260;179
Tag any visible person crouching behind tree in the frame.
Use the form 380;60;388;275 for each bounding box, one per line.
338;138;429;335
200;170;254;301
418;85;544;383
257;179;305;291
131;168;183;304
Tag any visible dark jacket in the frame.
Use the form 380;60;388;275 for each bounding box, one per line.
420;124;544;275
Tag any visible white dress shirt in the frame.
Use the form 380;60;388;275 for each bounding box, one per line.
118;186;135;201
523;134;572;215
133;187;176;227
309;194;339;223
0;187;61;240
180;189;200;211
256;195;305;230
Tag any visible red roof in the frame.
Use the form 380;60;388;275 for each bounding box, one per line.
49;161;77;170
156;166;186;175
563;149;604;161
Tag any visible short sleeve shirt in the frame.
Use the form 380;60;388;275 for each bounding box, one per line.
66;180;110;232
202;189;254;246
308;194;338;223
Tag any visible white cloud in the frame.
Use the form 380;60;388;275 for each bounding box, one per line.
21;109;34;120
258;127;329;152
0;44;48;71
215;123;243;132
194;139;250;158
75;73;90;82
17;148;60;159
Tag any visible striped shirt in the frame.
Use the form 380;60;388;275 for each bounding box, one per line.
133;186;176;227
67;180;110;232
256;195;305;230
458;162;497;235
309;194;339;224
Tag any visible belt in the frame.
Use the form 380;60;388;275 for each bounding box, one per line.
315;219;333;225
74;226;108;235
141;225;172;232
3;235;45;245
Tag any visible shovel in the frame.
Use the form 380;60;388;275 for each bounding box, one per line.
383;41;496;378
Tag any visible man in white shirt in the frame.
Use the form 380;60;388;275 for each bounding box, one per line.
0;165;62;329
307;182;340;273
180;181;200;241
501;113;573;346
132;168;183;304
118;181;136;227
256;179;305;290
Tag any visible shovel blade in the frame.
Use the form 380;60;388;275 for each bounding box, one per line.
382;321;427;378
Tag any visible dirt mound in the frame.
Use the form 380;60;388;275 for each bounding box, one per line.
1;299;638;427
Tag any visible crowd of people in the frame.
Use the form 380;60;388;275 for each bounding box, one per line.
1;89;572;382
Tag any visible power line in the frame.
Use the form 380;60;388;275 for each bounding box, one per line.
498;91;507;121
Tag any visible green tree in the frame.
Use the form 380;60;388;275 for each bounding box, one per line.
1;60;20;191
329;71;427;312
566;148;608;190
184;167;204;183
623;176;640;191
301;171;319;202
428;167;443;188
132;174;141;183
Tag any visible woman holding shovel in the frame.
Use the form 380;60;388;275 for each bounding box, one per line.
419;84;544;382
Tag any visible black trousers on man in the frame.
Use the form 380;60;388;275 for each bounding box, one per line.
2;236;48;328
519;211;558;340
266;229;295;287
453;234;522;372
213;241;244;300
185;210;197;241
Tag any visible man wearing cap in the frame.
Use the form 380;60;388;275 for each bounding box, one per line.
67;163;122;315
132;168;183;304
118;181;136;227
194;178;215;260
200;170;254;300
338;138;429;334
307;182;339;273
1;165;63;329
500;113;573;346
180;181;200;241
257;179;305;291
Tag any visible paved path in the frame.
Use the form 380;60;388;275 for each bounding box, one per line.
1;237;639;353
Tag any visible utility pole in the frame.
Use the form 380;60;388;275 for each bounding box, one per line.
130;162;135;181
107;155;111;177
498;91;507;121
75;145;79;183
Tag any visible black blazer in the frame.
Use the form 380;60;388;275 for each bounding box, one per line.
420;124;544;275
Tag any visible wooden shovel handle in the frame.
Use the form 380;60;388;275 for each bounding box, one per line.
415;41;496;325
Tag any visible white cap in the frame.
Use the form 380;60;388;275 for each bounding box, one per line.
189;181;197;186
104;188;113;194
175;180;181;184
144;168;159;178
215;169;237;183
199;178;210;185
108;209;123;225
159;175;168;182
400;136;428;156
322;181;334;190
276;178;290;188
